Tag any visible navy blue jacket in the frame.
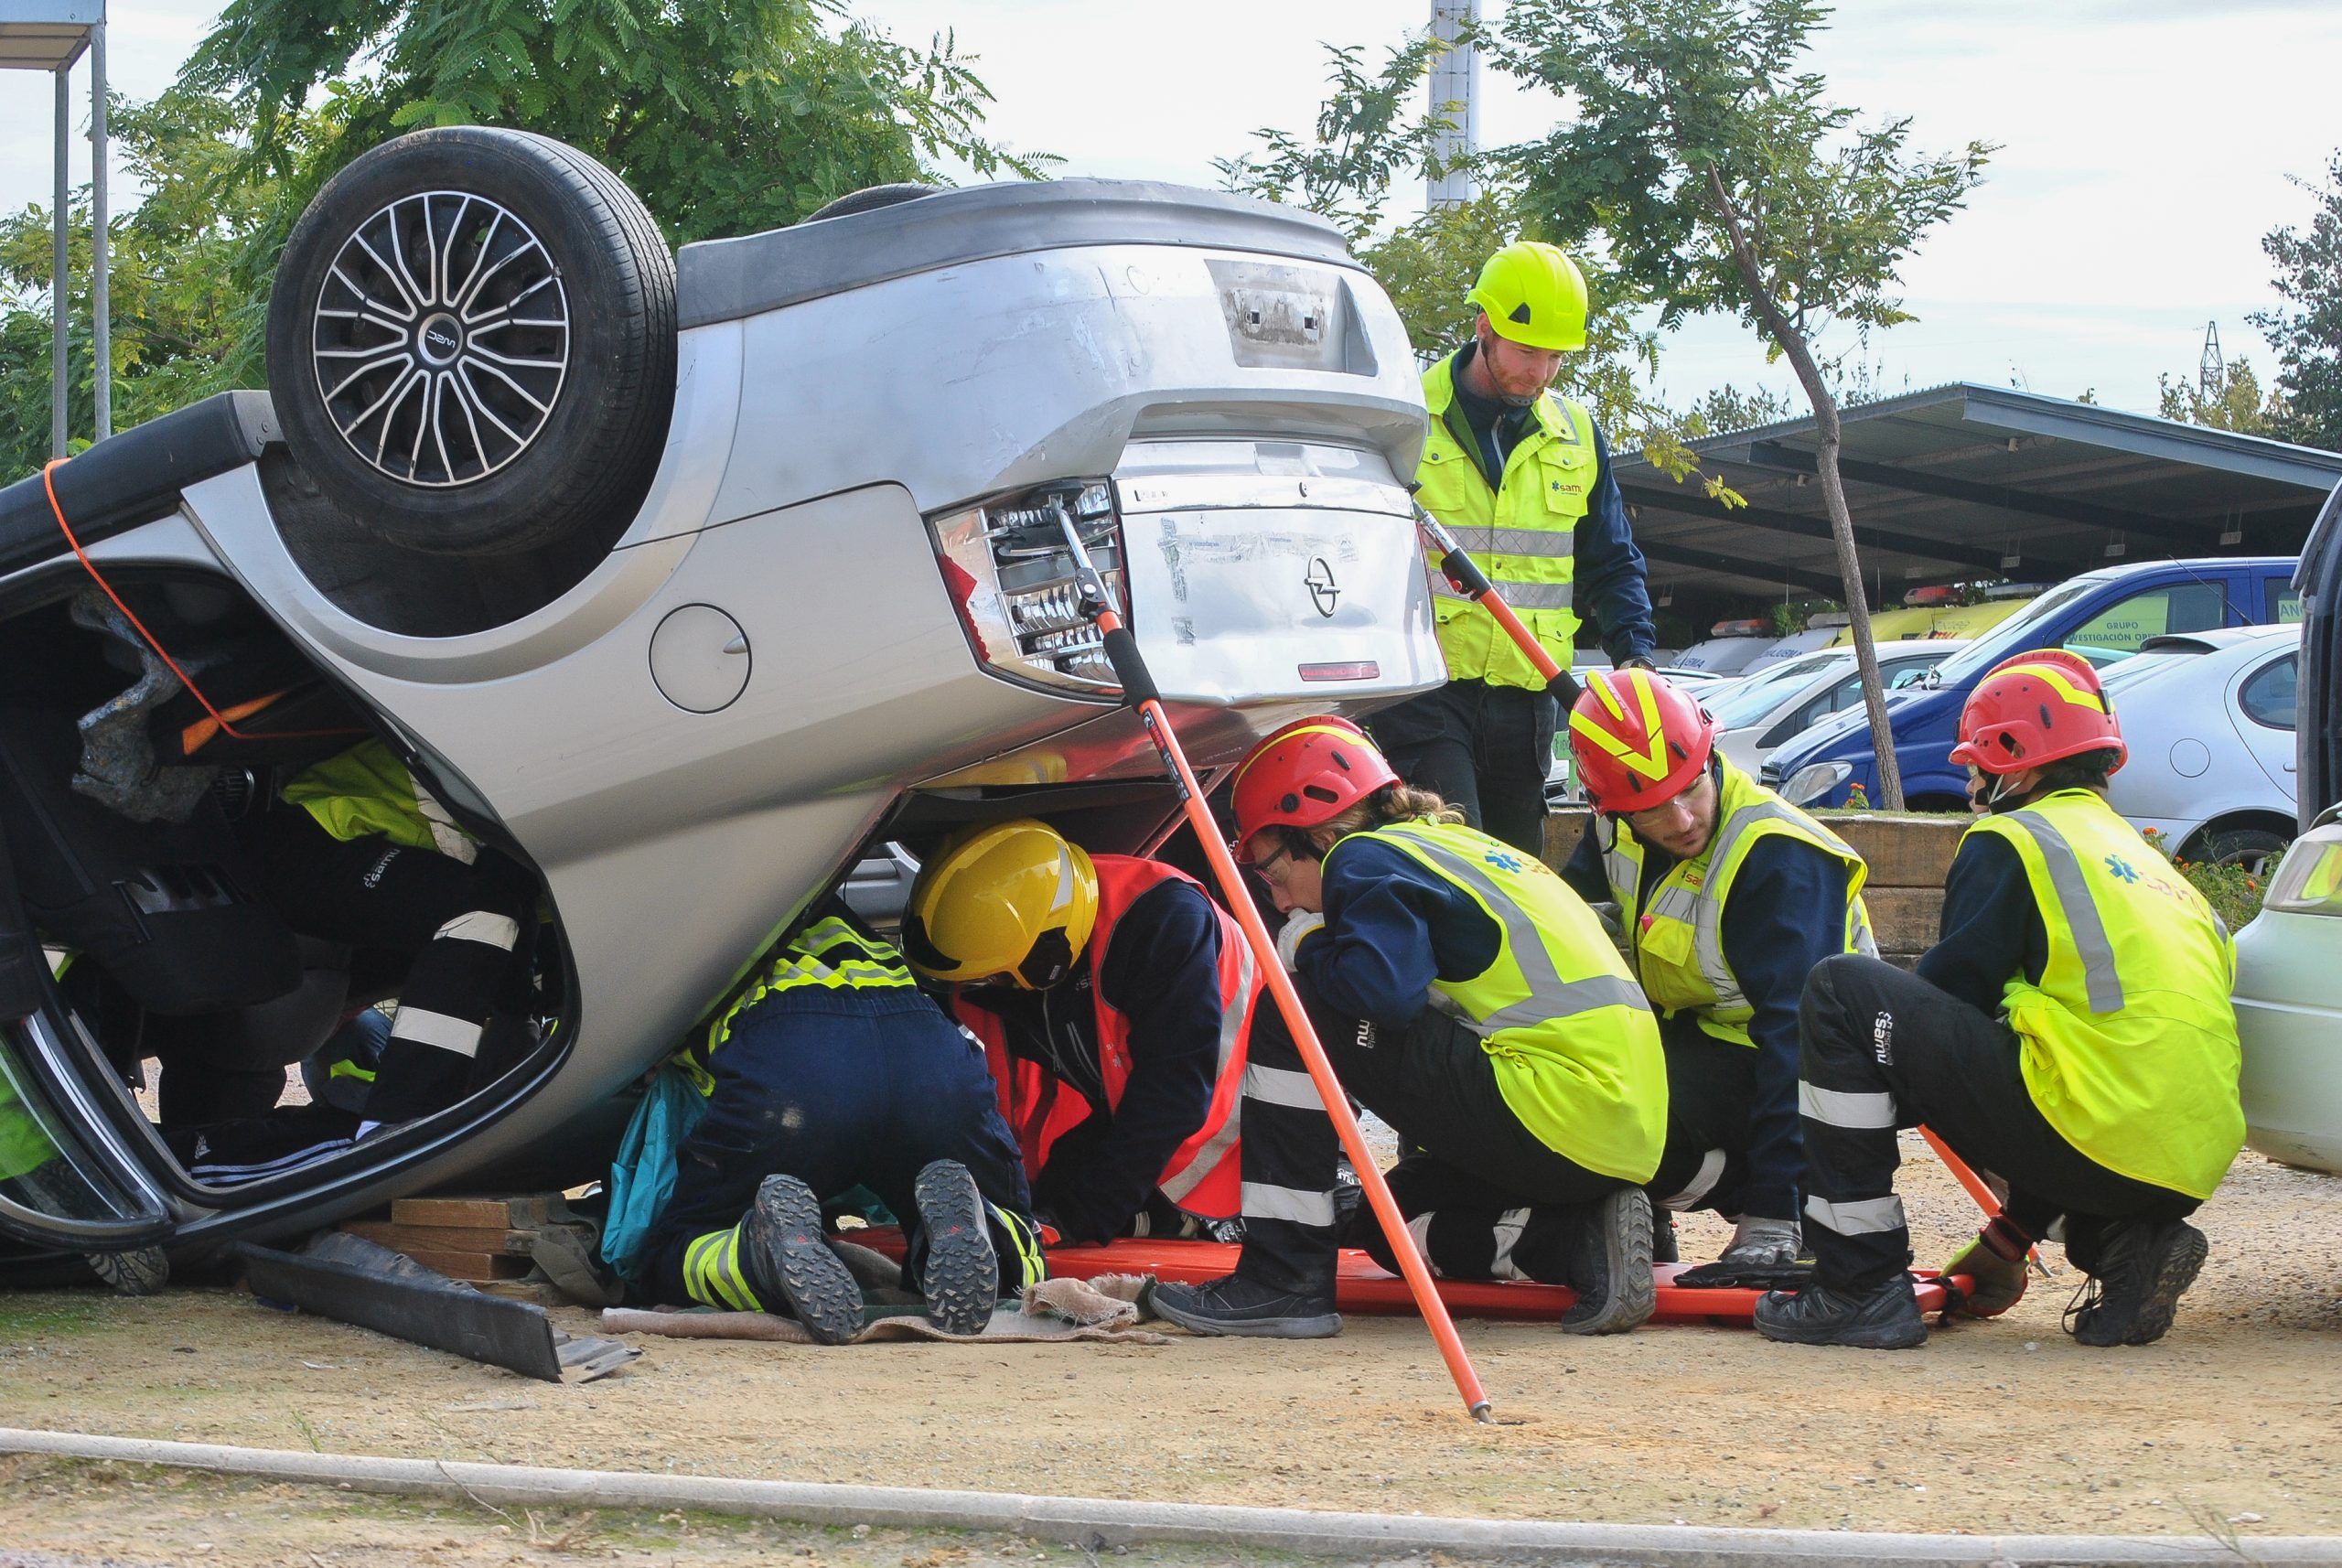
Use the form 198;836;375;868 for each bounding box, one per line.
1918;831;2048;1018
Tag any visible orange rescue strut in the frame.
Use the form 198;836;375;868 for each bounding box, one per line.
1053;505;1493;1423
1412;505;2017;1248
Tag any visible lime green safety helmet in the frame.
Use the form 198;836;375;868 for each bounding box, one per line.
1467;242;1589;352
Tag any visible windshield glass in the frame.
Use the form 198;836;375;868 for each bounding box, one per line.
1710;656;1850;727
1930;579;2101;684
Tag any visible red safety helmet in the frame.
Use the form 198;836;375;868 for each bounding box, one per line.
1566;669;1718;814
1229;715;1399;856
1949;649;2127;776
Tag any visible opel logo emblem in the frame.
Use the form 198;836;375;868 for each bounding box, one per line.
1305;556;1340;618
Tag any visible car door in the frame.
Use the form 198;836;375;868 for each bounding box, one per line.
2231;646;2303;805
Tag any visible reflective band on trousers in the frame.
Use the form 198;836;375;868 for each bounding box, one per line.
1241;1063;1324;1112
1660;1147;1727;1210
2006;808;2126;1013
1798;1081;1896;1129
1241;1182;1338;1228
1376;824;1651;1031
1805;1193;1907;1236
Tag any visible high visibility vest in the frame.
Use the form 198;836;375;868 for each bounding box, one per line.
0;1075;56;1184
955;858;1259;1219
1416;354;1596;690
674;916;920;1097
1601;760;1877;1046
1963;789;2244;1199
280;739;477;865
1348;819;1665;1183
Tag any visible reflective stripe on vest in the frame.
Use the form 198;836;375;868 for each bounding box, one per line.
1602;761;1875;1045
678;917;919;1096
955;857;1258;1219
1415;354;1595;690
1963;790;2244;1199
1355;819;1665;1183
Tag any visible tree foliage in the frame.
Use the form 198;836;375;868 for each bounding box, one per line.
2250;150;2342;452
2157;358;2286;437
3;0;1037;478
1488;0;1990;807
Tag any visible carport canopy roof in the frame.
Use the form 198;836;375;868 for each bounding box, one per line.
1614;382;2342;607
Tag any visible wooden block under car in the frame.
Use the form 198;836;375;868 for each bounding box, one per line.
390;1195;552;1229
340;1220;537;1256
396;1248;534;1281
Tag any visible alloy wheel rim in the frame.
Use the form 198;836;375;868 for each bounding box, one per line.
310;191;571;488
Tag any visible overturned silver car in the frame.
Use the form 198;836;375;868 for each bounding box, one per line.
0;127;1440;1280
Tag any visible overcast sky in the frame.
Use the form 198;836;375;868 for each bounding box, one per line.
5;0;2338;417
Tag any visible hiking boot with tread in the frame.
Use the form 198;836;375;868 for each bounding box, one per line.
1150;1273;1341;1339
1562;1186;1657;1336
743;1174;864;1345
912;1159;999;1337
2065;1219;2207;1348
1754;1275;1928;1349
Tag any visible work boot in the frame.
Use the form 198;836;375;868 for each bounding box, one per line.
911;1159;999;1337
1149;1273;1341;1338
86;1246;168;1297
1754;1276;1928;1349
2064;1219;2208;1347
1560;1186;1656;1336
741;1174;864;1345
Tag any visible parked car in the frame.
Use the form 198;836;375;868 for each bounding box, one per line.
1712;641;1971;775
1764;557;2302;811
2234;479;2338;1175
1671;620;1781;675
2096;625;2300;870
0;128;1443;1275
2235;804;2342;1173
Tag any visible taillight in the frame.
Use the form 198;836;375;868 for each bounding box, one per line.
2261;823;2342;917
930;480;1128;694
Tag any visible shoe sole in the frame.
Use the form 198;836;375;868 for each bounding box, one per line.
1563;1187;1656;1336
1150;1288;1342;1340
749;1176;864;1346
1753;1303;1928;1350
2078;1222;2208;1347
86;1247;168;1297
913;1160;999;1337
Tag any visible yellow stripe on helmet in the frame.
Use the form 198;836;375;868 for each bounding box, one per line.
1230;723;1383;792
2001;661;2109;714
1567;669;1673;781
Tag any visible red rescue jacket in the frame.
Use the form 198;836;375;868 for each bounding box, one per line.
953;856;1258;1219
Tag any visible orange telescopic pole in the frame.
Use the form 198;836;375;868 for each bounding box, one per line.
1053;507;1493;1423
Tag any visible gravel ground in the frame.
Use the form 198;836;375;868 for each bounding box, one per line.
1;1143;2337;1564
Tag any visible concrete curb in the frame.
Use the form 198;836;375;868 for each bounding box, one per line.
2;1427;2334;1567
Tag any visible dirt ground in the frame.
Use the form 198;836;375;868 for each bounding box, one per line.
3;1141;2338;1566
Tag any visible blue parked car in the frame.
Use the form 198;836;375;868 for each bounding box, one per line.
1761;557;2302;811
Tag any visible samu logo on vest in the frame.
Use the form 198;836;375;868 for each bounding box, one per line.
1484;850;1524;873
2104;854;2140;886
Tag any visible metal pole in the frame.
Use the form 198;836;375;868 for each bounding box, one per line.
90;19;110;442
51;64;70;459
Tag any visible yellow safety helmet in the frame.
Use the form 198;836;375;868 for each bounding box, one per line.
902;819;1099;990
1467;241;1588;352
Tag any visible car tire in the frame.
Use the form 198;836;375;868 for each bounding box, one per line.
265;127;676;557
2201;827;2291;877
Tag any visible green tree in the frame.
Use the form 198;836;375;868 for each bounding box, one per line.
0;88;308;478
2157;358;2286;436
1216;34;1716;492
1493;0;1990;808
2251;151;2342;451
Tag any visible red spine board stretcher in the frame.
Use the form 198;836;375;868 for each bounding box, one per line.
857;1230;1967;1326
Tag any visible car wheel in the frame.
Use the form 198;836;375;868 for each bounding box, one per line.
2201;827;2291;877
265;127;676;557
